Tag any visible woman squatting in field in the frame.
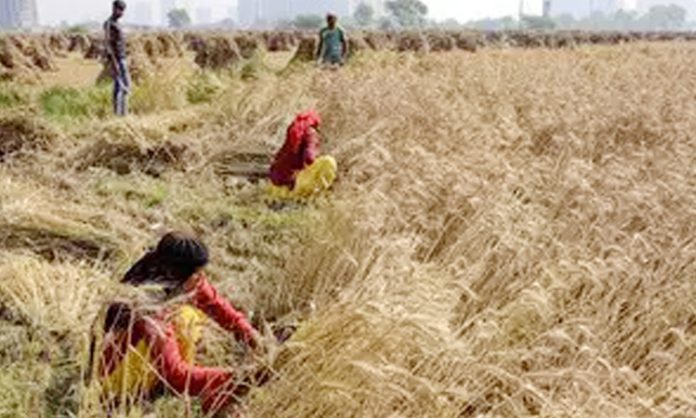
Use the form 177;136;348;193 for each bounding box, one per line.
94;232;263;416
268;110;338;200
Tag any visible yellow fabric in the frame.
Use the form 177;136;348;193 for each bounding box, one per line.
101;305;207;401
267;155;338;201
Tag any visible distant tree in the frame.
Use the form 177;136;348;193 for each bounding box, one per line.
167;8;191;28
464;16;516;31
378;16;397;30
581;11;612;30
354;2;375;27
293;14;323;30
641;4;687;30
552;13;576;29
65;24;89;34
612;9;639;30
275;19;294;30
385;0;428;27
521;15;556;30
439;18;461;30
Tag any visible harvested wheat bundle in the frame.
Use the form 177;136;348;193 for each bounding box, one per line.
0;37;33;71
138;36;157;61
396;32;429;52
76;138;189;176
194;35;241;70
156;33;183;58
363;31;394;51
235;33;264;59
47;34;69;55
12;37;57;71
184;32;205;52
67;33;90;53
348;33;369;55
84;35;105;60
451;32;479;52
0;114;56;161
426;32;455;52
290;35;317;63
264;31;295;52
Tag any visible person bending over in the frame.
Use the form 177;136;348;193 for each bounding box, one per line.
95;232;262;416
268;110;338;200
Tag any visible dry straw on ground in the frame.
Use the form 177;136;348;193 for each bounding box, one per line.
0;41;695;418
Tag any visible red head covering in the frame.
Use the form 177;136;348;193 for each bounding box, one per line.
286;110;321;154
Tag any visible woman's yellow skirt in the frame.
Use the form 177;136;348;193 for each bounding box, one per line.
267;156;338;201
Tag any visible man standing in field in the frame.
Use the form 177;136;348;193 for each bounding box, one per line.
316;13;349;66
104;1;130;116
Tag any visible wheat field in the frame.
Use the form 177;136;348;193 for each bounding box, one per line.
0;40;694;418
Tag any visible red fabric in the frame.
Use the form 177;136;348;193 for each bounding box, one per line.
100;277;257;414
270;110;322;188
191;276;256;347
141;319;234;414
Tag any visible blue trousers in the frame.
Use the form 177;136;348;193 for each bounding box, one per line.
113;58;130;116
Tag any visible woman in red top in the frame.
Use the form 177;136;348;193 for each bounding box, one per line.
268;110;338;200
97;232;260;415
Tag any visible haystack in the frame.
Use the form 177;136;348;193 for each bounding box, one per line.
396;32;429;53
264;31;295;52
547;32;575;49
348;33;369;55
184;33;205;52
84;36;105;60
156;33;183;58
508;31;545;48
194;35;241;70
77;139;188;176
0;114;55;161
290;35;317;62
0;37;32;70
68;34;89;53
15;37;56;71
139;36;157;61
234;33;264;59
48;34;69;55
425;32;455;52
452;32;479;52
363;32;394;51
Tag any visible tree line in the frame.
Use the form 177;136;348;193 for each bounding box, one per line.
164;1;693;32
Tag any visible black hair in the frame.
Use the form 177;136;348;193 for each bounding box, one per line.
122;231;209;289
113;1;126;11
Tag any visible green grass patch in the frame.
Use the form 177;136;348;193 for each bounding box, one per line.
94;175;169;209
186;71;223;104
0;85;27;109
130;73;188;114
39;85;111;121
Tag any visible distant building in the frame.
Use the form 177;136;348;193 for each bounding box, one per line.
638;0;696;19
543;0;552;17
0;0;38;29
548;0;619;18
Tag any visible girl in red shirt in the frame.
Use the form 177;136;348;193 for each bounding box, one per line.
96;232;261;415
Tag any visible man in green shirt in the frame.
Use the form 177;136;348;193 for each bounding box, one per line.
316;13;348;66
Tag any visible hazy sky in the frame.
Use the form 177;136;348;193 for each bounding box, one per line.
35;0;638;26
